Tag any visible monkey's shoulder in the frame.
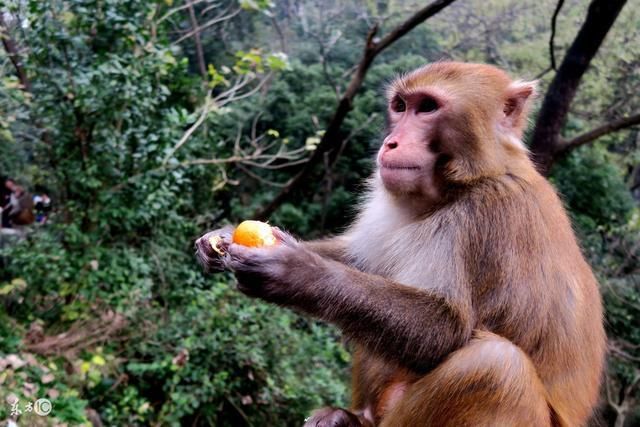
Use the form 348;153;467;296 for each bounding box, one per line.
347;176;583;289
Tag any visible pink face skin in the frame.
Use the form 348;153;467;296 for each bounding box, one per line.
4;180;16;192
377;90;448;204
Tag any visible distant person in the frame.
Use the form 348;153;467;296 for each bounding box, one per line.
33;185;52;224
1;178;34;227
10;184;35;226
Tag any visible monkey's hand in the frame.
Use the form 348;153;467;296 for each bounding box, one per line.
225;228;327;304
195;225;235;272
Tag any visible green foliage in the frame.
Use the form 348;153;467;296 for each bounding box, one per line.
0;0;347;425
0;351;91;425
551;145;634;232
118;281;348;426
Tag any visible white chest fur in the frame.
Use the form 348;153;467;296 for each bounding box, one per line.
346;188;456;292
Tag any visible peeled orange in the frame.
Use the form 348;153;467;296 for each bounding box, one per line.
232;220;277;247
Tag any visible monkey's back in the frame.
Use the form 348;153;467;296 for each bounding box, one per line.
462;172;606;426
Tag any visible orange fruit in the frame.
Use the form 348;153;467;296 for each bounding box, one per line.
232;220;277;247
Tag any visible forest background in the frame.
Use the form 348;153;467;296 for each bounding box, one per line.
0;0;639;426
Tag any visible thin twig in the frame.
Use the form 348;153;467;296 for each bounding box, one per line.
157;0;207;24
187;0;207;78
172;8;241;45
162;92;214;165
549;0;565;70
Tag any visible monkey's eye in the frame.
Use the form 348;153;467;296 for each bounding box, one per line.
391;98;406;113
417;97;439;113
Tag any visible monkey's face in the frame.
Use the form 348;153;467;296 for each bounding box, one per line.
378;62;536;198
377;88;448;201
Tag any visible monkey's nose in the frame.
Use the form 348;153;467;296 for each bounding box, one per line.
385;140;399;151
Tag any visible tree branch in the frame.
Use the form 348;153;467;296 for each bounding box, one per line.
171;7;240;45
372;0;456;54
253;0;457;220
549;0;565;71
0;13;31;92
555;111;640;156
186;0;207;78
529;0;628;175
157;0;207;24
162;92;214;165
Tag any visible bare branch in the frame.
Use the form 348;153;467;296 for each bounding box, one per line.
113;116;305;193
242;157;309;170
534;66;553;80
556;111;640;156
216;72;272;107
157;0;207;24
200;2;223;16
605;371;620;411
609;341;640;363
0;13;31;91
186;0;207;78
372;0;457;54
549;0;565;70
162;92;214;165
270;15;287;53
161;70;272;166
172;8;241;45
236;163;288;187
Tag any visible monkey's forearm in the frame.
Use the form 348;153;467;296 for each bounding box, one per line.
303;236;351;264
280;256;473;373
227;234;470;371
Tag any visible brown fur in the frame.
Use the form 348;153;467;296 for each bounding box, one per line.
195;62;606;427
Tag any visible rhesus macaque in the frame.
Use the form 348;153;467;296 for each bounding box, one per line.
196;62;606;427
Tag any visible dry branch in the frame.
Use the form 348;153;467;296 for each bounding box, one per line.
171;7;241;45
556;111;640;156
25;311;127;358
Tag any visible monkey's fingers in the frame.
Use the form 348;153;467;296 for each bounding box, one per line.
225;243;261;270
271;227;299;247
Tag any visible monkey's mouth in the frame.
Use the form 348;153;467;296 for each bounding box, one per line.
383;166;420;170
379;163;423;189
379;162;422;171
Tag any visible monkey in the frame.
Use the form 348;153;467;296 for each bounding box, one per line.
195;62;606;427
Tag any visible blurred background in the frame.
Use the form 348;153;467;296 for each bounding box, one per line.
0;0;638;425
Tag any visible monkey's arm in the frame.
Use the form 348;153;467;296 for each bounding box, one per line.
302;235;352;264
225;232;473;373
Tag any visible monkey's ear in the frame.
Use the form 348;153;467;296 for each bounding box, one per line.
502;80;537;133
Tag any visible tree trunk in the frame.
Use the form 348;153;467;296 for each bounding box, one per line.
529;0;627;175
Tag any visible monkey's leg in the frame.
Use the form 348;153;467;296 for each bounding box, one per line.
380;330;552;427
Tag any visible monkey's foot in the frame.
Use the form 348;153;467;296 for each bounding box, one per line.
303;407;367;427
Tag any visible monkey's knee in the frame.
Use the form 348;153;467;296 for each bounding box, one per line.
303;407;370;427
381;331;551;427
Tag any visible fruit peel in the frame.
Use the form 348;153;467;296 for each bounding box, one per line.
232;220;276;247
